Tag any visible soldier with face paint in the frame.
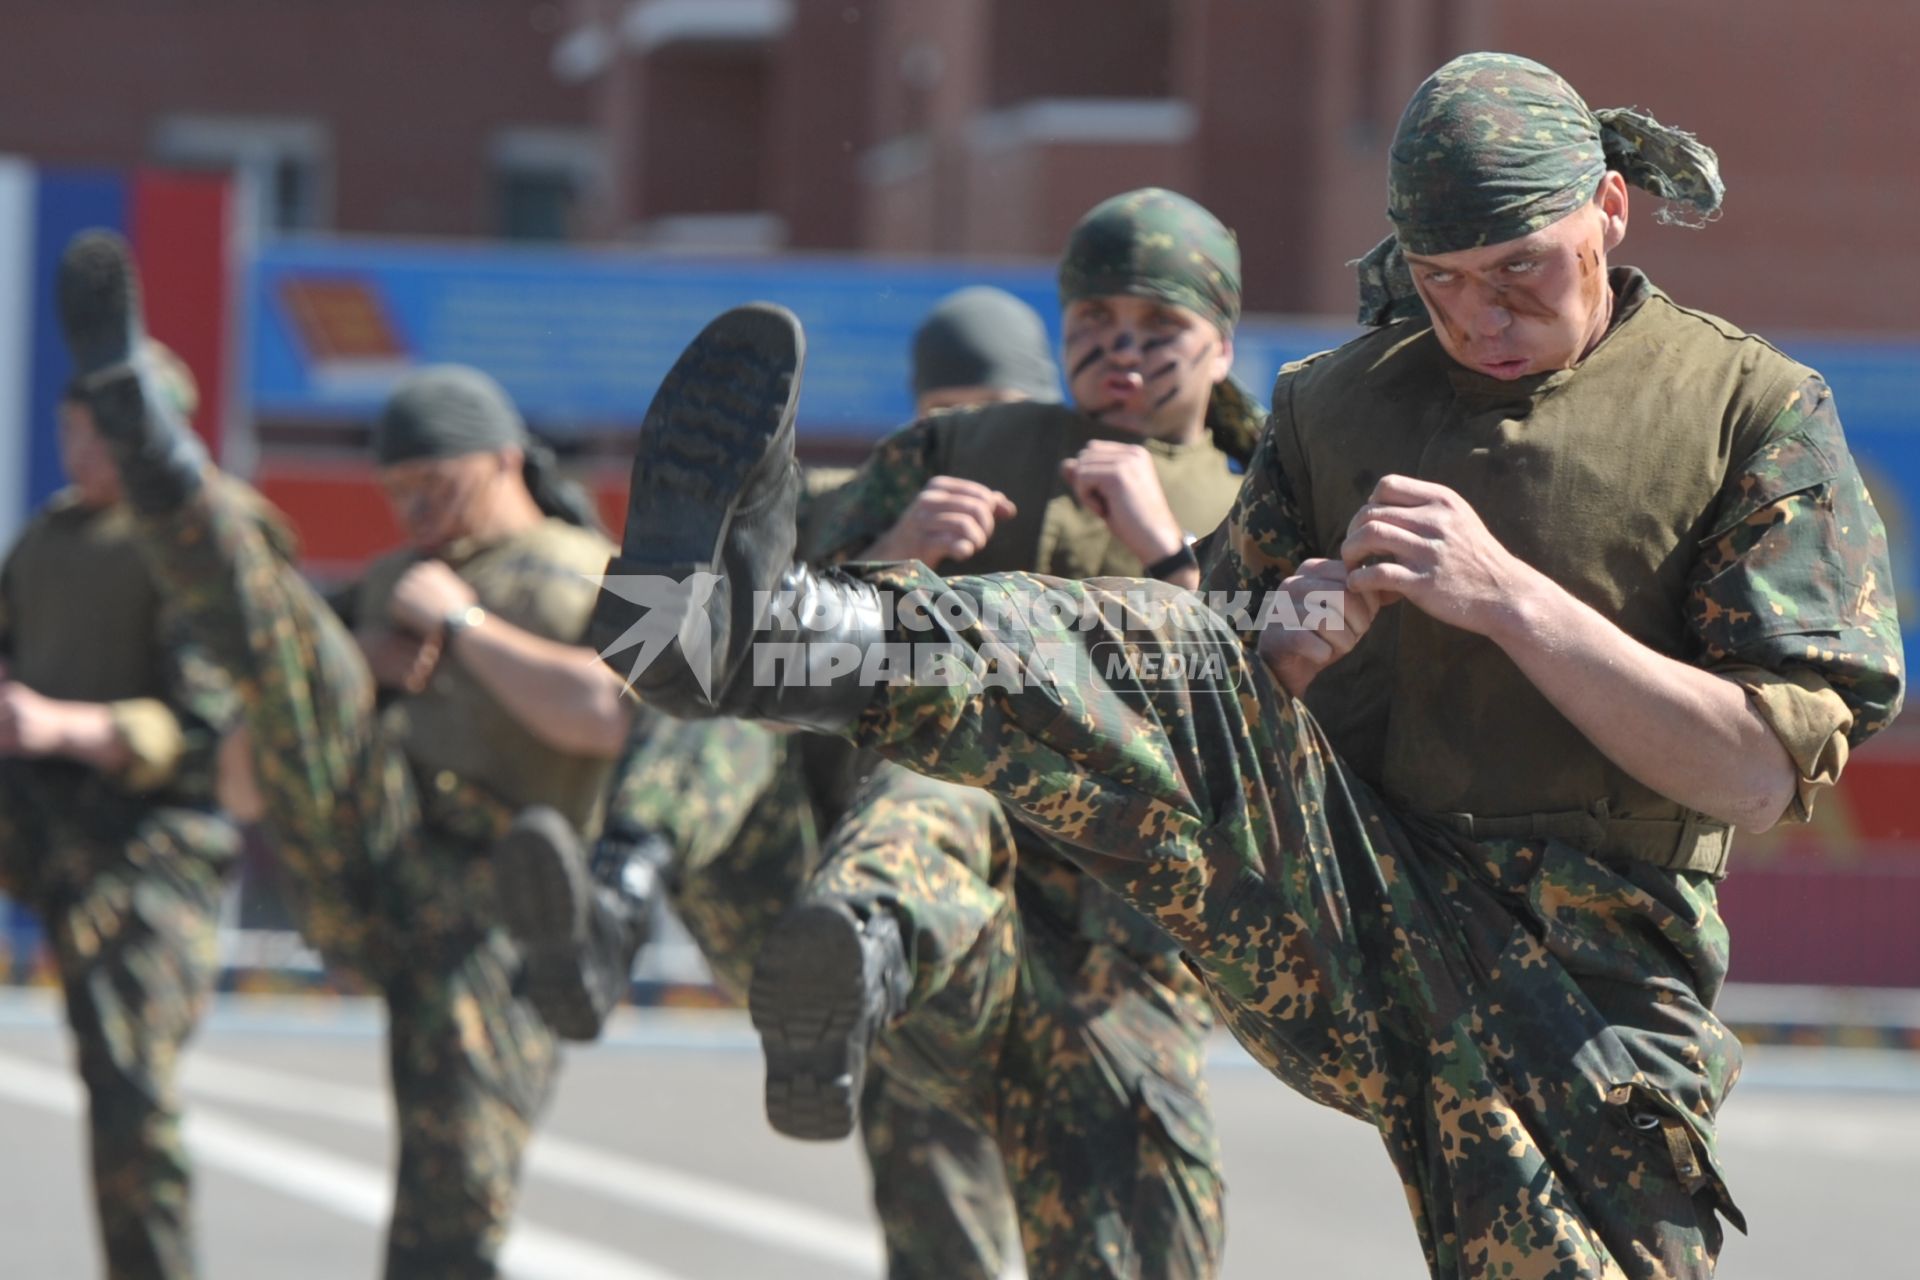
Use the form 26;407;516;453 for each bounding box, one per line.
585;55;1904;1280
734;190;1251;1280
823;190;1260;583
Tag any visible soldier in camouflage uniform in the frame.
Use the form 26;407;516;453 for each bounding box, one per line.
0;347;252;1280
591;57;1905;1280
55;231;638;1279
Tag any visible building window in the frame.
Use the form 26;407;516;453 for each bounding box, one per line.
492;128;603;242
153;115;329;235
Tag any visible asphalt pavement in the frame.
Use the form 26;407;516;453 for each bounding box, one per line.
0;991;1913;1278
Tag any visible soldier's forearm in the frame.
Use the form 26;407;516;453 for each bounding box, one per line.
1491;570;1798;833
448;615;636;758
39;700;136;774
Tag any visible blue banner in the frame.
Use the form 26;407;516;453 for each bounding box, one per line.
247;238;1353;438
249;240;1062;434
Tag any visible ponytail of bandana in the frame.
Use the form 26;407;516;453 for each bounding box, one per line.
1595;107;1725;229
521;435;606;535
1203;377;1265;467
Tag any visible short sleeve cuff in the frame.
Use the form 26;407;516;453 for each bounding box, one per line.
1717;664;1854;823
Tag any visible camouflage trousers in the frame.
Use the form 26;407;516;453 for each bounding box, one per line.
836;564;1744;1280
0;764;235;1280
134;483;560;1278
811;762;1225;1280
611;718;1023;1279
609;710;819;1000
859;1067;1021;1280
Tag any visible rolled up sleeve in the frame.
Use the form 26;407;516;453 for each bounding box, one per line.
1687;375;1906;817
1714;662;1853;822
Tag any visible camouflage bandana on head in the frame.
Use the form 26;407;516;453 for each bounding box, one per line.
1058;188;1241;336
1355;52;1725;325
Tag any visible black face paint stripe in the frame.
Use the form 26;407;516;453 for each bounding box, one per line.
1069;345;1106;379
1150;386;1179;412
1145;361;1178;383
1141;335;1176;354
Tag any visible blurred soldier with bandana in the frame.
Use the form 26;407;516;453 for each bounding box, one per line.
591;57;1904;1280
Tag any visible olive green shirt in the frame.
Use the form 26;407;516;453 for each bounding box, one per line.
0;490;239;797
1208;268;1904;869
358;517;619;838
805;400;1244;573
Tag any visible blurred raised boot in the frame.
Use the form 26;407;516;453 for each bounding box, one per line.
56;230;208;514
494;807;661;1041
748;899;908;1142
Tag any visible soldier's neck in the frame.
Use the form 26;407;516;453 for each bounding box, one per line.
456;483;546;546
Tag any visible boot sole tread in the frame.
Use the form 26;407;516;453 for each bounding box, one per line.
491;819;606;1040
749;903;867;1142
621;306;801;569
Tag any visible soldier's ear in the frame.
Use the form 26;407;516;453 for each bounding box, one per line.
1596;171;1630;254
1211;333;1236;385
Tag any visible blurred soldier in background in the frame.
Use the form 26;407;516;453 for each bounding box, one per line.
0;346;258;1279
906;284;1062;415
842;285;1056;1280
498;282;1063;1279
55;227;637;1278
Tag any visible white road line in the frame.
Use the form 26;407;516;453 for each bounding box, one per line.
526;1138;881;1273
0;1051;685;1280
0;1046;83;1118
183;1053;884;1275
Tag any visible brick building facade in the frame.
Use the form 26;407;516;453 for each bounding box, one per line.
0;1;592;240
0;0;1909;331
560;0;1915;332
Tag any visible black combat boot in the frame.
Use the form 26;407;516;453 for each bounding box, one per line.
590;305;885;732
493;807;662;1041
56;230;208;514
749;899;909;1141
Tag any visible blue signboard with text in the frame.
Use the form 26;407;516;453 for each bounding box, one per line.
245;238;1356;438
